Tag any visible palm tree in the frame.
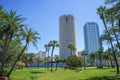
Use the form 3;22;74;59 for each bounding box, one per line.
44;43;51;69
107;48;115;68
89;52;96;66
0;6;40;78
49;40;59;72
105;8;120;52
67;44;76;69
103;50;111;68
105;0;120;31
97;47;103;68
6;28;40;77
97;6;119;74
81;50;87;69
0;8;26;77
54;55;59;71
67;44;76;56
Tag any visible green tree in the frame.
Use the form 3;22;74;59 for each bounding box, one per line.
0;8;26;77
97;6;119;74
21;53;29;67
35;54;44;68
97;47;103;68
0;7;40;77
67;44;76;56
107;48;115;68
88;52;96;66
21;53;36;67
49;40;59;72
66;55;83;70
54;55;59;71
7;28;40;77
81;50;88;69
105;7;120;51
44;43;51;69
102;50;112;68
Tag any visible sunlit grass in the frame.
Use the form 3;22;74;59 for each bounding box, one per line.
10;67;120;80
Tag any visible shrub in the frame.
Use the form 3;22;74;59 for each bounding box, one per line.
3;67;9;76
15;61;25;69
66;55;83;69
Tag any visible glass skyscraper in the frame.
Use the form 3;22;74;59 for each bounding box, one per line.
84;22;100;54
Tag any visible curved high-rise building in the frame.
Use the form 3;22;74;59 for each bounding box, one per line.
84;22;100;54
59;14;77;60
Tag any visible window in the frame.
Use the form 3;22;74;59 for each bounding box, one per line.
66;16;68;21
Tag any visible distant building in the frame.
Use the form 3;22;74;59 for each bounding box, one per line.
59;14;77;60
84;22;100;54
38;51;46;59
77;51;82;57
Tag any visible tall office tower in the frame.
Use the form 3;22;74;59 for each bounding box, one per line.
59;14;77;60
84;22;100;54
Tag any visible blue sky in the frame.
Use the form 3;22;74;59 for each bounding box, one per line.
0;0;105;55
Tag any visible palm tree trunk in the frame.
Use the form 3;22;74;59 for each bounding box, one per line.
0;47;7;76
37;62;39;68
113;31;120;50
112;22;120;51
0;35;9;76
99;52;103;68
102;17;119;74
107;60;110;68
51;47;54;72
55;61;58;71
118;19;120;31
70;50;72;56
84;56;86;69
45;53;46;69
25;62;28;68
6;43;27;77
47;50;49;70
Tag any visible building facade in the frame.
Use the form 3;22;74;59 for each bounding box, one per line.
84;22;100;54
76;51;82;57
38;51;46;59
59;14;77;60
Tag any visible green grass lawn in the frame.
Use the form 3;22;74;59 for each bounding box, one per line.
10;67;120;80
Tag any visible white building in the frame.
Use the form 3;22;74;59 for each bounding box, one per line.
38;51;46;59
59;14;77;59
77;51;82;57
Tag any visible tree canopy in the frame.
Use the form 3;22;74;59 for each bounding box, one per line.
0;6;40;77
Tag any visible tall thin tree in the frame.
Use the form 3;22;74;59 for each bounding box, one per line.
97;6;119;74
81;50;87;69
67;44;76;56
49;40;59;72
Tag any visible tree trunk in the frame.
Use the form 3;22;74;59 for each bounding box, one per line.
99;52;103;68
0;37;8;76
6;43;27;77
118;19;120;32
113;31;120;50
45;57;46;69
107;60;109;68
0;24;12;77
0;77;9;80
51;47;54;72
47;51;49;70
55;61;58;71
37;62;39;68
112;22;120;51
25;62;28;68
84;56;86;69
102;17;119;74
0;47;7;76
